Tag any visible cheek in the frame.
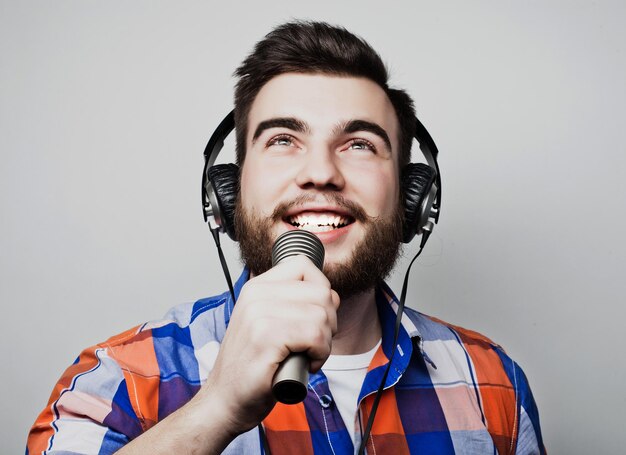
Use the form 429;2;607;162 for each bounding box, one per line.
239;159;290;214
239;163;262;210
348;167;399;214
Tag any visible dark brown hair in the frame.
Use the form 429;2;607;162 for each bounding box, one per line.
233;21;416;167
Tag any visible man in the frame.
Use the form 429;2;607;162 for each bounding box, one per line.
28;21;545;454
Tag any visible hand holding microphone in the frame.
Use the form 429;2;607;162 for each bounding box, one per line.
195;229;336;436
270;230;325;404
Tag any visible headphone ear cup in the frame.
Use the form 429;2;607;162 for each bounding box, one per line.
207;163;240;241
402;163;437;243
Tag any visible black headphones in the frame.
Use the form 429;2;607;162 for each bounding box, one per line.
202;110;441;246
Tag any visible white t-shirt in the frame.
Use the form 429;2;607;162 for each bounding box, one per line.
321;340;381;447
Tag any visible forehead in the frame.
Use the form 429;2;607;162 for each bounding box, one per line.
247;73;399;148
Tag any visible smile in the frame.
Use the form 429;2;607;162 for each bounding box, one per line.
287;212;354;233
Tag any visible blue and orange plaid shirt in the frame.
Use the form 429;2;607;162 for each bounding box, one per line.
28;270;545;454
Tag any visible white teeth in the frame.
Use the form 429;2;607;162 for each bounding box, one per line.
289;213;349;229
300;225;335;233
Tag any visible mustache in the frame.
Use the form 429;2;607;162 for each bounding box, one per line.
270;193;369;223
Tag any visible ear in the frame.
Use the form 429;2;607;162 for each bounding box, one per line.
206;163;240;241
401;163;436;243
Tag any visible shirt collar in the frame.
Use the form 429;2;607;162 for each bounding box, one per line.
376;280;436;370
351;283;416;401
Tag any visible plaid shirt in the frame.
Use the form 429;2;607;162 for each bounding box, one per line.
28;270;545;454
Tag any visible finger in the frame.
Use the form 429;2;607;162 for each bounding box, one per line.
254;255;330;287
252;303;334;358
279;322;333;367
244;282;338;333
309;358;327;374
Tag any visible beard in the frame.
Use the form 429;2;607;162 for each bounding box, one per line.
234;193;404;299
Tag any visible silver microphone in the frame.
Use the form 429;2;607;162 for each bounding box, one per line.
271;229;325;404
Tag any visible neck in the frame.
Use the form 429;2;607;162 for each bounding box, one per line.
330;287;381;356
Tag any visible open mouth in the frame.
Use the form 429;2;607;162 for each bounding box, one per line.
286;212;354;233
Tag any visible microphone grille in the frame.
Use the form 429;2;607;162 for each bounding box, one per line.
271;230;325;270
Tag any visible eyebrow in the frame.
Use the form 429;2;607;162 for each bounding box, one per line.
251;117;393;152
252;117;310;142
337;119;392;151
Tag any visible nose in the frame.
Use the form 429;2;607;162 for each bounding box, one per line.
294;147;345;191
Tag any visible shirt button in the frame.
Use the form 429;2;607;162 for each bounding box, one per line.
319;394;333;409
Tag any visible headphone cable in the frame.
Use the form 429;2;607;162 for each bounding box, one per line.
210;227;236;303
357;242;425;455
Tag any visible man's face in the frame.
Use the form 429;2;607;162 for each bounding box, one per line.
236;73;403;297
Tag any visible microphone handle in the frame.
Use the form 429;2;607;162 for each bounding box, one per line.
270;230;325;405
272;353;309;405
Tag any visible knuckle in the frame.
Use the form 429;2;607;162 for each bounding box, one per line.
316;306;330;326
303;306;326;332
310;326;328;346
324;288;335;305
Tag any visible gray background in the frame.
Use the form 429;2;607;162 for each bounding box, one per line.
2;1;625;453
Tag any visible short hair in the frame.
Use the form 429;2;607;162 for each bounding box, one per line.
233;21;416;168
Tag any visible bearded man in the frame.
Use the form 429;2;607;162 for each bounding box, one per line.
28;21;545;455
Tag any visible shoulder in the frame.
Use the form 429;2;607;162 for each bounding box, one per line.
27;291;233;452
104;290;231;349
94;290;232;378
402;307;517;397
402;308;546;454
58;289;233;397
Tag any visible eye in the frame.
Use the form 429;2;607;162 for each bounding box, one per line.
267;134;296;148
346;138;376;153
